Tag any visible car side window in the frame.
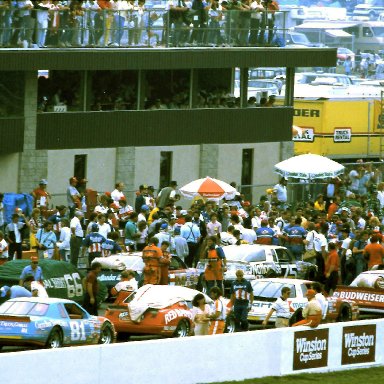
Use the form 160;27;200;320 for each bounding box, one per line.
64;303;86;319
246;250;266;262
301;284;309;297
275;249;292;264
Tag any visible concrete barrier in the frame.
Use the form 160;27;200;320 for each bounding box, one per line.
1;319;384;384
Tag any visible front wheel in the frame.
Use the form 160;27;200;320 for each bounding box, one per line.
46;328;63;348
99;322;115;344
224;315;236;333
337;304;352;322
173;319;190;337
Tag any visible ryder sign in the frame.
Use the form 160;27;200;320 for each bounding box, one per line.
342;324;376;365
293;329;329;370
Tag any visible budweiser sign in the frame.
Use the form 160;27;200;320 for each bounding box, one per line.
293;329;329;370
342;325;376;365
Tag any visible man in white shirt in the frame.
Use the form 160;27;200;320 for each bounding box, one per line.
70;210;84;267
312;282;328;319
98;214;111;239
111;182;125;207
262;286;291;328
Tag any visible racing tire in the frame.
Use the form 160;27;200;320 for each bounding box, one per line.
173;319;190;338
224;315;236;333
99;322;116;344
46;327;63;349
337;303;352;322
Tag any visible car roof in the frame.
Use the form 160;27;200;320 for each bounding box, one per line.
8;297;74;304
252;278;312;285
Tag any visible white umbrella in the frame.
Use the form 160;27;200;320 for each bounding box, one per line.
274;153;344;180
179;176;237;200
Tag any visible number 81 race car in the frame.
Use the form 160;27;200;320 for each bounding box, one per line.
0;297;116;349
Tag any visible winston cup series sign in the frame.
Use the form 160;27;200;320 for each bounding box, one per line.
342;325;376;365
293;329;329;370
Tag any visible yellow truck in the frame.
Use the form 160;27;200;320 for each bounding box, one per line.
291;99;384;160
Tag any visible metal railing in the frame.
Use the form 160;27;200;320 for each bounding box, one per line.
0;7;299;49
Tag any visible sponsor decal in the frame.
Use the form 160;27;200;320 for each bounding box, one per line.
164;309;192;325
0;321;28;328
333;128;351;143
35;320;53;330
118;311;130;320
293;329;329;370
342;324;376;365
293;128;315;142
98;274;119;282
334;290;384;303
294;109;320;117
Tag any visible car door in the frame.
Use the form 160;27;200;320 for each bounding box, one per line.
63;303;93;345
274;248;297;278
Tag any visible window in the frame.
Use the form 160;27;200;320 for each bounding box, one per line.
159;151;172;189
241;148;253;201
275;249;292;264
74;154;87;181
0;71;24;117
245;250;266;263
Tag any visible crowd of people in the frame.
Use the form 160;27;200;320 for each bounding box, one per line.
1;158;384;331
0;0;281;49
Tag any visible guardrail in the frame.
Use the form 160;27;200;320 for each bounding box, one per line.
1;318;383;384
0;8;295;48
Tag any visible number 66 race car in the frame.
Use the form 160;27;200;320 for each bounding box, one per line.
0;297;116;349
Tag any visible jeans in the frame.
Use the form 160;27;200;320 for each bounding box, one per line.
233;300;249;332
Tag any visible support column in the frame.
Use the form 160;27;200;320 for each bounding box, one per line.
18;71;48;193
115;147;136;202
199;144;219;179
240;67;248;108
284;67;295;107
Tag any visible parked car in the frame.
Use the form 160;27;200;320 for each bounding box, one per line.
104;284;235;339
333;269;384;315
197;244;317;294
234;79;280;102
248;278;359;325
295;72;354;86
94;253;200;296
353;0;384;20
0;297;115;349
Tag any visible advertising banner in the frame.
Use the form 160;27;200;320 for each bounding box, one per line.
293;328;329;370
342;324;376;365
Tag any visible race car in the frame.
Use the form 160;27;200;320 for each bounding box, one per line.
0;297;115;349
333;270;384;315
94;253;200;295
105;284;235;339
196;244;316;294
248;278;359;325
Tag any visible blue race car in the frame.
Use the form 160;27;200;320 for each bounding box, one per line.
0;297;115;349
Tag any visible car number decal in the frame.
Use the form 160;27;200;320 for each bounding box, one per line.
70;321;86;341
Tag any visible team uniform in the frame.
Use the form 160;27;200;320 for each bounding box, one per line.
82;232;106;264
255;227;275;245
101;239;122;257
231;278;253;332
285;225;307;260
142;244;163;285
209;297;227;335
204;245;226;294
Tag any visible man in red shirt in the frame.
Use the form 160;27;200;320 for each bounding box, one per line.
32;179;50;214
364;234;384;270
142;237;163;285
324;242;339;294
83;262;102;315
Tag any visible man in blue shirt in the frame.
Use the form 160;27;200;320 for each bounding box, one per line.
19;256;44;286
124;212;140;251
1;285;32;300
285;217;307;261
82;224;106;265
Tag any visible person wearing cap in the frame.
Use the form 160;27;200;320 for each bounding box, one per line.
81;223;106;265
292;289;322;328
156;181;178;210
35;221;57;259
154;222;174;250
138;204;149;223
262;286;291;328
70;209;84;267
125;212;140;252
111;182;126;207
32;179;50;212
1;285;32;301
19;256;44;286
135;184;148;213
67;177;81;218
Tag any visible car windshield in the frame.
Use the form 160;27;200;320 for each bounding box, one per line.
0;301;49;316
292;34;310;44
252;281;297;299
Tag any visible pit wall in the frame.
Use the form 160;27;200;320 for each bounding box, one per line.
1;319;384;384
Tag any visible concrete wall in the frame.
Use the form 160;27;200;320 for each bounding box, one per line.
1;319;383;384
0;153;20;193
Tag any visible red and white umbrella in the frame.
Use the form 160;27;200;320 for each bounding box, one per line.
179;176;237;200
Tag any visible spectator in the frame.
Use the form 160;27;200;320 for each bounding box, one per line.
191;292;211;336
110;269;138;296
262;286;291;328
83;261;102;315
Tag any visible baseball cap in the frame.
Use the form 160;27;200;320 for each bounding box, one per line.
141;204;149;211
160;223;168;230
74;210;84;217
0;286;10;298
306;289;316;297
39;179;48;185
91;223;99;232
